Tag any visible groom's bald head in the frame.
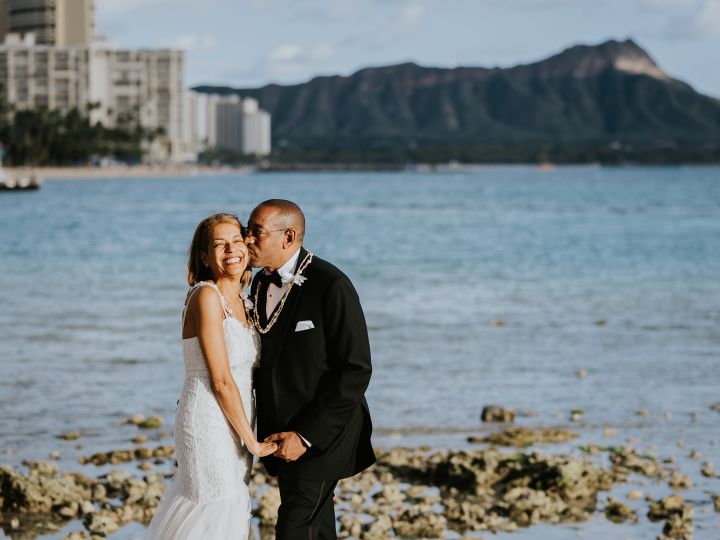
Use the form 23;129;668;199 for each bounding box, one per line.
255;199;305;241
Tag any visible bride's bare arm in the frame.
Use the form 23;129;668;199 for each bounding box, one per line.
190;287;276;458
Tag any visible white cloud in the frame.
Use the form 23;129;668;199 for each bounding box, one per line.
269;45;304;62
98;0;168;16
693;0;720;37
267;44;334;63
399;3;425;25
641;0;694;8
161;35;218;52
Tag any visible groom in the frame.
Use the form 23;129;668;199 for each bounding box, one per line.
245;199;375;539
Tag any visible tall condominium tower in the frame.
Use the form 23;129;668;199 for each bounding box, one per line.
0;0;94;45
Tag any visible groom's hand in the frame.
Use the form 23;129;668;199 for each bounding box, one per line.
265;431;308;462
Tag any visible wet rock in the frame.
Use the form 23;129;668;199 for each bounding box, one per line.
79;445;174;466
394;504;447;537
701;462;716;478
481;405;515;423
608;447;660;478
138;416;164;429
338;514;363;537
124;414;145;425
659;514;693;539
472;427;578;447
602;427;617;438
62;532;90;540
256;487;280;526
83;510;120;536
362;514;392;539
603;496;637;523
57;431;82;441
668;471;692;490
0;461;87;514
647;494;687;521
713;495;720;513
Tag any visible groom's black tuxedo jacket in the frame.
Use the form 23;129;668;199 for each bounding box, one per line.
251;247;375;480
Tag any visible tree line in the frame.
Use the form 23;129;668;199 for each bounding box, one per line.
0;102;160;166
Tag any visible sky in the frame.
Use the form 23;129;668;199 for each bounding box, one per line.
96;0;720;97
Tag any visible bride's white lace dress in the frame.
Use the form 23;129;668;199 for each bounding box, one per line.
145;282;260;539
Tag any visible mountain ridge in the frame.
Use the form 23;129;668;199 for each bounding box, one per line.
195;39;720;163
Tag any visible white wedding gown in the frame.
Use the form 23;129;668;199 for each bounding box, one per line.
145;281;260;539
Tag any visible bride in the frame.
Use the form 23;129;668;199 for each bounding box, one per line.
146;213;277;539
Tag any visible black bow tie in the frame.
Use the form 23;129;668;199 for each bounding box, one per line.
261;270;283;288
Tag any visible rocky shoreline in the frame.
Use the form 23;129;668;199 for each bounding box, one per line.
2;416;717;540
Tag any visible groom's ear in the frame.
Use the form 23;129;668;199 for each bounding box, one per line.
283;228;297;247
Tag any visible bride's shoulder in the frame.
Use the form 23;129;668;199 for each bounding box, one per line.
185;282;223;318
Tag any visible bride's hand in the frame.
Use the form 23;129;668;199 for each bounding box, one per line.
249;440;277;458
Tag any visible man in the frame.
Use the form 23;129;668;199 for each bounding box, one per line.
245;199;375;539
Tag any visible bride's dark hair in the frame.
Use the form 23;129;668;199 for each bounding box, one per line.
187;213;252;289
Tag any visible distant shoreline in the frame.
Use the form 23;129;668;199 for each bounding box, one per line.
4;165;255;181
4;161;718;181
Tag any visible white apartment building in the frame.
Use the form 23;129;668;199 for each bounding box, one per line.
0;34;189;161
191;92;271;157
241;97;271;156
0;0;94;46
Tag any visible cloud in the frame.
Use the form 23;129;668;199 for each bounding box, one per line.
660;0;720;39
399;3;425;25
98;0;169;16
267;44;334;63
161;35;219;52
641;0;694;8
693;0;720;37
268;45;304;62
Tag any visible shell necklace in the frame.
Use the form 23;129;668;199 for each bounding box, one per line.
252;250;313;334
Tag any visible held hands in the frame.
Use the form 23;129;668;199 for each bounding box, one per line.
264;431;308;462
248;440;278;458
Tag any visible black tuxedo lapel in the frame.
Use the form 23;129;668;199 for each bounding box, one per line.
256;278;270;327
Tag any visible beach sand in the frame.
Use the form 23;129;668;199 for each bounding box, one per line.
4;165;255;181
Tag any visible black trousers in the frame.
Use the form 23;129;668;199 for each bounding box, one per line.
276;476;338;540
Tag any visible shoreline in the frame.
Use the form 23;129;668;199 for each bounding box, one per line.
4;165;255;181
5;161;718;182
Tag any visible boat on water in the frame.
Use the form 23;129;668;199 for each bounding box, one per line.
0;146;42;190
0;173;42;191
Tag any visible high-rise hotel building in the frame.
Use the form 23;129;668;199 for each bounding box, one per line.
0;0;193;162
0;0;94;46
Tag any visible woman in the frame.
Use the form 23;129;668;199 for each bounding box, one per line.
146;213;276;539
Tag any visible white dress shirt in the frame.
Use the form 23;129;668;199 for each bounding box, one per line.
263;247;312;447
265;248;301;318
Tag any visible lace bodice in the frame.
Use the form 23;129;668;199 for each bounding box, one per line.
182;281;259;377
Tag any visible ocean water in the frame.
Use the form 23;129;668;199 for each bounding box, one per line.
1;166;719;538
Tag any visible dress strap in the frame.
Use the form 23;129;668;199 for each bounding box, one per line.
183;281;234;325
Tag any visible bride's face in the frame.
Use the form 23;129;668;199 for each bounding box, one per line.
201;222;249;279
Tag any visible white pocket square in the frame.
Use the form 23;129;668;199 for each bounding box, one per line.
295;320;315;332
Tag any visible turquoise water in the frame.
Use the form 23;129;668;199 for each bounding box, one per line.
1;166;719;538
